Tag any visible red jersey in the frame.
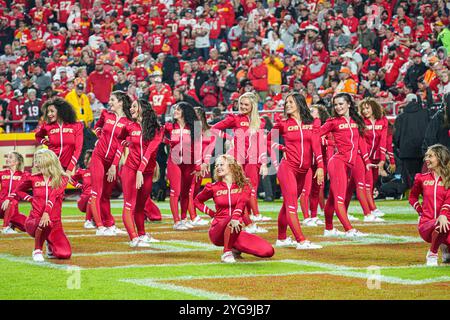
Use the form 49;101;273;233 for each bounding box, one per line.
206;16;225;39
164;19;179;34
149;33;164;54
363;117;388;161
7;98;24;128
47;34;66;52
35;122;84;172
320;116;369;166
52;0;75;23
149;88;174;116
71;168;91;195
86;71;115;104
194;181;251;222
212;114;268;165
9;174;69;221
268;117;323;171
93;109;132;164
0;170;31;201
216;1;235;27
409;172;450;224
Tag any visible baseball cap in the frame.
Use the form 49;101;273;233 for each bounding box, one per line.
339;67;351;74
95;59;104;65
370;81;381;88
330;51;339;57
76;83;84;90
13;89;22;97
397;81;405;88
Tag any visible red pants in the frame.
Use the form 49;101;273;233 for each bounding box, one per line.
324;157;353;231
188;176;202;221
209;216;274;257
166;159;196;223
25;216;71;259
121;166;154;240
78;193;93;221
89;153;116;228
345;155;371;216
300;166;326;219
243;163;261;218
144;197;162;221
419;219;450;253
364;159;380;211
1;199;26;231
276;161;307;242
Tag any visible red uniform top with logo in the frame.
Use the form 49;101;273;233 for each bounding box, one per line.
268;117;323;171
9;174;69;221
0;170;32;202
363;117;388;162
164;122;201;167
86;71;115;104
150;33;164;54
194;181;251;224
52;0;75;23
320;116;369;166
71;168;92;196
206;16;225;40
93;109;131;165
212;114;268;165
149;87;174;116
35;122;84;172
7;98;24;130
409;172;450;226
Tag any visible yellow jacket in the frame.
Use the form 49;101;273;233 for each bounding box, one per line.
264;56;284;85
65;90;93;126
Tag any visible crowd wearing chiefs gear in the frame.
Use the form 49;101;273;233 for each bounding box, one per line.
0;1;450;265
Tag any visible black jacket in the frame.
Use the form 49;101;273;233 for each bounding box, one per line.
393;101;430;159
404;62;427;92
422;109;450;154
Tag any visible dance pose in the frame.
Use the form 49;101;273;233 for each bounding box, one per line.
90;91;133;236
0;152;30;234
268;93;323;249
194;154;275;263
7;149;70;262
409;144;450;266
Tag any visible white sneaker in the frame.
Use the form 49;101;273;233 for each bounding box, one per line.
245;224;268;234
173;221;189;231
251;214;271;222
45;242;55;259
296;240;323;250
221;251;236;263
32;249;45;262
347;214;359;221
2;226;18;234
345;229;368;237
182;219;194;229
364;214;385;222
323;228;345;237
440;245;450;263
129;237;151;248
371;209;385;217
302;218;316;227
312;217;324;225
191;216;209;226
96;226;108;236
139;233;160;243
83;220;96;229
109;225;127;235
426;250;439;266
275;236;298;247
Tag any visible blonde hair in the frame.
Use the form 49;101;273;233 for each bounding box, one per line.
9;151;24;171
425;144;450;189
213;154;250;189
238;92;261;133
33;149;67;189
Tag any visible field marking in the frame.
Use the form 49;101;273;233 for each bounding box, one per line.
0;253;82;270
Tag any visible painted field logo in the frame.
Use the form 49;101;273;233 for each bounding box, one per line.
366;266;381;290
67;266;81;290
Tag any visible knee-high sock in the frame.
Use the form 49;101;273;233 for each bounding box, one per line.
277;204;288;240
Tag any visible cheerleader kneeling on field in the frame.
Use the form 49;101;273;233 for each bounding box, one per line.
409;144;450;266
194;155;275;263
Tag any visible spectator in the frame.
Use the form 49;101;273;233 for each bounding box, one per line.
422;93;450;154
113;70;130;92
65;83;93;127
335;67;357;95
5;89;25;133
247;53;268;101
357;19;376;52
393;94;430;188
32;62;51;94
217;64;237;106
23;88;41;132
328;25;350;52
404;53;428;92
87;92;104;123
437;24;450;53
264;52;284;95
86;59;114;106
209;107;224;125
199;72;219;109
303;52;326;88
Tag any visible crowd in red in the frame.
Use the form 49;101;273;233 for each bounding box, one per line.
0;0;449;132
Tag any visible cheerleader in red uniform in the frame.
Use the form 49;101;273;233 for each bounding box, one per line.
0;151;30;234
90;91;133;236
194;154;275;263
186;107;216;227
120;99;162;247
320;93;373;237
8;149;70;262
409;144;450;266
70;150;95;229
35;97;84;175
267;93;323;249
212;92;270;233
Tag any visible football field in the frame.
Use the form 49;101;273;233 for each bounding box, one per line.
1;200;449;300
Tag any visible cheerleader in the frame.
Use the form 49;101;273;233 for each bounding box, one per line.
267;93;323;249
320;93;372;237
90;91;133;236
120;99;162;247
35;97;84;175
194;155;275;263
0;152;30;234
212;92;270;233
409;144;450;266
8;149;70;262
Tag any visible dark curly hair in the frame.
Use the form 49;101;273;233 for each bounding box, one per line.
332;93;366;136
284;92;314;124
42;97;77;124
172;102;199;143
194;107;210;132
111;90;133;120
139;99;161;141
